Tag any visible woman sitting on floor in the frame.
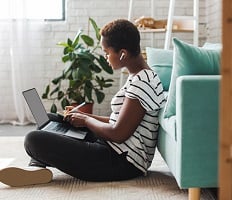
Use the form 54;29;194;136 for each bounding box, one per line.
0;19;165;187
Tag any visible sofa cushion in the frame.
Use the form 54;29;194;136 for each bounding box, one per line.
158;106;176;140
146;47;173;91
164;38;221;118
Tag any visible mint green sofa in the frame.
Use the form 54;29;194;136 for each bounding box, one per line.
158;75;220;199
146;38;221;200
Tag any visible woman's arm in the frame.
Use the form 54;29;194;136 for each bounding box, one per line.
64;106;110;123
69;97;146;144
81;112;110;123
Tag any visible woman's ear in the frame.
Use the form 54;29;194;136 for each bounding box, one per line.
119;50;127;61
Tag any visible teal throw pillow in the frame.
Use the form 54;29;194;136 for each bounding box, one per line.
146;47;173;91
164;37;221;118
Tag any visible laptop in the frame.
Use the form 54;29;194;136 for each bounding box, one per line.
22;88;87;140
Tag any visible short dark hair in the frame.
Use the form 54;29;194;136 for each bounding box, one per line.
100;19;141;56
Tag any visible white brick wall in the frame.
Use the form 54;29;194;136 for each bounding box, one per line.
205;0;222;43
0;0;221;120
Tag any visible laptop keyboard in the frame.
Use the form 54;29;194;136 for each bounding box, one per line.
41;121;87;139
43;122;69;133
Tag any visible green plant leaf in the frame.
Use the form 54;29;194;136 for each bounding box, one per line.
61;98;70;109
103;78;114;84
62;55;70;63
81;35;94;47
106;84;113;87
69;79;82;88
64;68;72;79
42;93;47;99
57;42;69;47
51;103;57;113
42;85;50;99
72;68;79;80
74;43;83;51
95;89;105;104
72;29;83;47
89;17;101;41
50;86;60;96
79;65;92;79
84;81;93;102
57;91;64;100
95;76;114;90
44;18;114;109
68;89;83;104
90;64;101;73
67;38;73;46
64;46;73;55
77;50;95;61
52;76;63;85
45;85;50;94
68;52;76;61
97;55;113;74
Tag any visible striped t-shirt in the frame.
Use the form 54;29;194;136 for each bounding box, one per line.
107;69;166;174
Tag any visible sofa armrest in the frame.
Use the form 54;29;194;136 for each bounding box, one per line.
175;75;220;188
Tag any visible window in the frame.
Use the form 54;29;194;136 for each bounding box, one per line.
0;0;65;20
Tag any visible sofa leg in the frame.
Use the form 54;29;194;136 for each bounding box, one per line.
189;188;200;200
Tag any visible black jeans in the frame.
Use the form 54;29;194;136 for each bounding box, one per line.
24;113;143;182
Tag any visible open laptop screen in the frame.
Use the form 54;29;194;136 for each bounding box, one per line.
23;88;50;128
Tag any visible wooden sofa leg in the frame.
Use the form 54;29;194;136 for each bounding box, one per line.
189;188;201;200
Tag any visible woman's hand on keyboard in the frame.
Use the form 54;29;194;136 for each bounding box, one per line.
63;106;75;121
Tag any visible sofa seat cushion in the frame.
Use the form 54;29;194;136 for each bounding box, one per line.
158;107;176;141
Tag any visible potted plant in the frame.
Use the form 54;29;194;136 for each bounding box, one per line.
42;17;114;113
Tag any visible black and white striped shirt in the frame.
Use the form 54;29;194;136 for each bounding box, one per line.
107;69;166;174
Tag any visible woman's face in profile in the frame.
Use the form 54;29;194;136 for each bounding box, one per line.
100;37;123;70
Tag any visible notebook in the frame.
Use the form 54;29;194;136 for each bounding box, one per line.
22;88;87;140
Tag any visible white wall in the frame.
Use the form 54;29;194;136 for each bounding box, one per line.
205;0;222;43
0;0;222;118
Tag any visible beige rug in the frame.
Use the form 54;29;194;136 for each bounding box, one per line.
0;137;216;200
